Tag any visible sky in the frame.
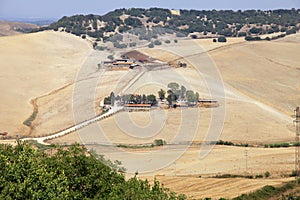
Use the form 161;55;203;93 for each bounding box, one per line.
0;0;299;20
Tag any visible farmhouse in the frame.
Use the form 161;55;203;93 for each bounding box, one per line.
124;104;151;112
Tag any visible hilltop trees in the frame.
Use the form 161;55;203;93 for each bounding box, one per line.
0;142;186;199
46;8;300;40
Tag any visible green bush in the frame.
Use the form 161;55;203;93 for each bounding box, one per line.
154;139;166;146
245;36;262;41
107;55;114;60
218;36;227;42
154;40;162;45
129;42;137;47
96;46;107;51
148;43;154;48
255;174;263;178
237;32;247;37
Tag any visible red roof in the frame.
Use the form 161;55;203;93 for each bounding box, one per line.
124;104;151;107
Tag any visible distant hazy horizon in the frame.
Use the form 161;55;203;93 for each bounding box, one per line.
1;0;299;20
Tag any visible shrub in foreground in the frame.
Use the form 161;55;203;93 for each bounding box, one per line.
0;141;186;200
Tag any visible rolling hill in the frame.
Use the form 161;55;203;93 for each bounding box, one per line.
0;20;38;36
42;8;300;41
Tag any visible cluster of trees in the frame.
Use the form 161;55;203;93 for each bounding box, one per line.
42;8;300;40
158;82;199;106
0;142;186;199
104;92;157;106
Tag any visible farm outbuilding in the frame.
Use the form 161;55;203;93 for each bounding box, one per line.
124;104;151;112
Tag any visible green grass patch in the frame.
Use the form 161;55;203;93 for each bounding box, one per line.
232;178;300;200
23;110;38;127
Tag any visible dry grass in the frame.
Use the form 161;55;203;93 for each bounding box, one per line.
0;31;91;137
0;21;38;36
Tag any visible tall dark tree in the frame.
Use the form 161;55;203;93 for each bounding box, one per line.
158;89;166;100
110;92;115;106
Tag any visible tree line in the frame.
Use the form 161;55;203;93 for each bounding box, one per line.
33;8;300;41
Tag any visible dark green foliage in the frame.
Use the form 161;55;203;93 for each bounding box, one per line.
249;27;263;34
93;41;97;49
113;42;127;49
154;139;166;146
286;28;297;35
106;93;157;106
217;36;227;42
213;38;217;42
216;140;234;146
23;110;38;127
107;55;114;60
245;35;262;41
158;89;166;100
104;96;111;105
255;174;263;178
167;82;180;92
96;46;107;51
124;17;142;28
23;102;38;127
176;32;186;37
129;42;137;47
213;174;264;179
186;90;197;103
191;34;197;39
44;8;300;40
264;142;290;148
0;142;186;200
148;43;154;48
165;40;171;44
108;33;123;42
213;140;250;147
237;32;247;37
146;94;157;106
154;40;162;45
110;92;115;106
265;171;271;178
